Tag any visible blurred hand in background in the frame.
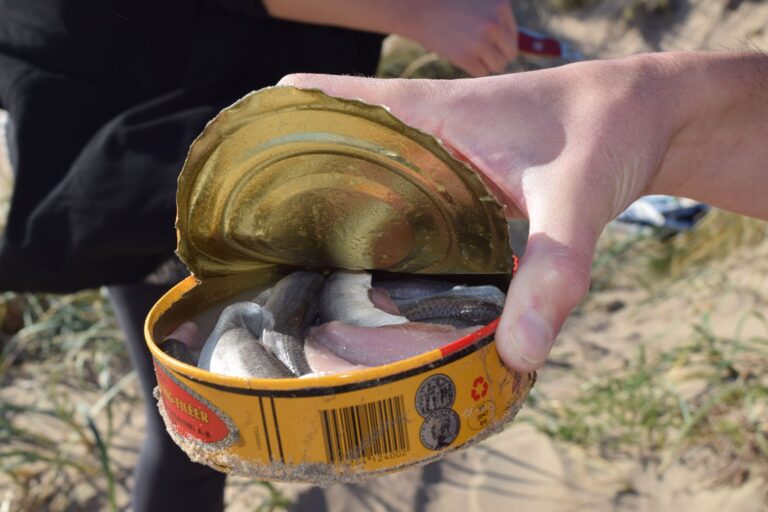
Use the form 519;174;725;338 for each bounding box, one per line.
263;0;518;76
396;0;518;76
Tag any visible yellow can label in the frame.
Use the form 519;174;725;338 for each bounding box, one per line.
154;334;533;478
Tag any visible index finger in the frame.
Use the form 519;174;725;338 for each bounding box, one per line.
500;6;518;59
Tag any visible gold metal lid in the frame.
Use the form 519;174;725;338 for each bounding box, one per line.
176;86;511;279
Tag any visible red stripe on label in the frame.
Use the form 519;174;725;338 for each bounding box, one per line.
439;318;500;357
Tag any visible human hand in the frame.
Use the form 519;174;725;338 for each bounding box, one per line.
279;52;768;371
280;59;667;372
262;0;517;77
401;0;518;76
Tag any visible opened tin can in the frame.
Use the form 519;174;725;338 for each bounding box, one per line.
144;86;535;484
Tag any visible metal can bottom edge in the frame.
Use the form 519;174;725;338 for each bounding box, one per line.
156;375;534;485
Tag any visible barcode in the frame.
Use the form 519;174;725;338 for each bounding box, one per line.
320;395;410;463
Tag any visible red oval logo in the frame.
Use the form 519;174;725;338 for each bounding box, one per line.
154;363;234;445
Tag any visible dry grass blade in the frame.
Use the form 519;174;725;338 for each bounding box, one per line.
0;286;134;511
89;371;137;417
526;345;684;458
531;309;768;492
0;489;13;512
254;481;293;512
81;406;117;512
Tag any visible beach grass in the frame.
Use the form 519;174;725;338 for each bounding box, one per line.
0;290;293;511
0;289;134;511
527;309;768;494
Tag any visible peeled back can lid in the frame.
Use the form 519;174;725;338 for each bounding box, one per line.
175;86;512;279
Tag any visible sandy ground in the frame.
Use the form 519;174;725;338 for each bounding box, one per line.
1;0;768;510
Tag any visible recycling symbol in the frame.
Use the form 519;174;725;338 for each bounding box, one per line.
470;376;488;401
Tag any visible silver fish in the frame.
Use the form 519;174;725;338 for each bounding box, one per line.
198;302;278;372
394;285;506;309
206;327;294;378
199;272;505;378
319;271;409;327
399;296;502;326
253;287;273;306
405;317;475;329
372;277;457;300
261;271;325;376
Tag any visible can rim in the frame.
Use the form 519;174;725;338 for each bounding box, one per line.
146;276;500;391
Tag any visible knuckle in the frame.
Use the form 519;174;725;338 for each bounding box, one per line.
483;21;501;38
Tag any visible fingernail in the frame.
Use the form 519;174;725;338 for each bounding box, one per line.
512;310;554;365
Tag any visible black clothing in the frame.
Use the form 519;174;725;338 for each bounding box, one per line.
0;0;382;293
108;282;227;512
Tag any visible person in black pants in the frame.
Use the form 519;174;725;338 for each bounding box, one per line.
0;1;519;510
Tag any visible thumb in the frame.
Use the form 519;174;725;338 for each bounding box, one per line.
277;74;449;136
496;199;602;372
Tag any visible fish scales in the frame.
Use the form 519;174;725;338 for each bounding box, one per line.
160;339;199;366
400;296;502;326
393;285;506;309
198;302;270;372
209;328;294;378
373;277;457;300
261;271;325;376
